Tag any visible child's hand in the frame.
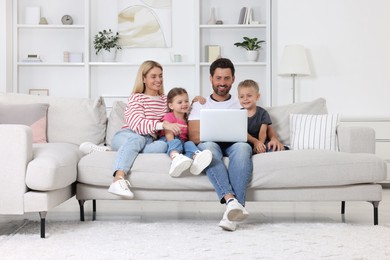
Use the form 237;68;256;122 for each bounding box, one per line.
192;96;206;104
253;140;266;154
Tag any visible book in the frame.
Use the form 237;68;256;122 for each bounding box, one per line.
238;7;246;24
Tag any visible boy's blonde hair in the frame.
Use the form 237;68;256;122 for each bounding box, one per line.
238;79;260;93
132;60;165;95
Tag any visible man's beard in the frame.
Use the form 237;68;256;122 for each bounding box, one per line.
213;84;231;96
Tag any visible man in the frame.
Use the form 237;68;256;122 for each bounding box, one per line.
188;58;284;231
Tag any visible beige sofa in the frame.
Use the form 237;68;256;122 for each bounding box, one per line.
0;93;387;238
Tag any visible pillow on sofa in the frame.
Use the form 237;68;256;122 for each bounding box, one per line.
105;101;126;147
290;113;340;151
0;93;107;145
0;103;49;143
266;98;328;146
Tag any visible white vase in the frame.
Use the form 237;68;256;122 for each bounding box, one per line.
246;50;259;62
102;49;117;62
207;8;216;25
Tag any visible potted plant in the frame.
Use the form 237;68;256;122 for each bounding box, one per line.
93;29;122;62
234;37;265;61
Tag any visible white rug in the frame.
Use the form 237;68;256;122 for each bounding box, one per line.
1;219;390;259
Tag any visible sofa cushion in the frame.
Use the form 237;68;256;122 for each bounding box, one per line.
77;150;386;190
0;103;49;143
266;98;328;146
0;93;107;145
290;113;340;151
250;150;386;188
26;143;82;191
105;101;126;147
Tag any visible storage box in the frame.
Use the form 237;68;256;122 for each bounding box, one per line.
206;45;221;62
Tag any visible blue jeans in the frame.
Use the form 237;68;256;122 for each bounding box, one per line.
197;141;253;206
159;136;199;159
111;129;167;175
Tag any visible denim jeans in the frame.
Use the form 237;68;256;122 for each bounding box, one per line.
197;141;253;206
159;136;199;159
111;128;167;175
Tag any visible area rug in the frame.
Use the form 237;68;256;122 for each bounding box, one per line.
1;219;390;259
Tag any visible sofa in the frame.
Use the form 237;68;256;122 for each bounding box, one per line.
0;93;387;238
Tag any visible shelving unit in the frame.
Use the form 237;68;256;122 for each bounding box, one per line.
13;0;272;104
196;0;272;105
13;0;89;98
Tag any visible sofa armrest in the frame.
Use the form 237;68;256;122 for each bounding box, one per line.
337;124;375;154
0;124;33;214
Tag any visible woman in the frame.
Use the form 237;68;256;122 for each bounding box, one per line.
109;60;186;198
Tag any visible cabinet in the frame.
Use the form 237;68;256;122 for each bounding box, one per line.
13;0;272;104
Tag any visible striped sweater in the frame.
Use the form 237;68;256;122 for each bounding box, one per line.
123;93;168;137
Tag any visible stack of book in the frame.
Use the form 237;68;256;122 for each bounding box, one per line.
238;7;253;25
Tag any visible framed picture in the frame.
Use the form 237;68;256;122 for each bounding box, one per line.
117;0;172;48
29;89;49;96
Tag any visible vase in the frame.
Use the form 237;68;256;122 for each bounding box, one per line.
246;50;259;62
102;49;117;62
207;8;216;25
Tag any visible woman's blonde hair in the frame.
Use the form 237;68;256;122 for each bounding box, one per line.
132;60;164;95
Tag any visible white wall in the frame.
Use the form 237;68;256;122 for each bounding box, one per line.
274;0;390;118
0;0;12;93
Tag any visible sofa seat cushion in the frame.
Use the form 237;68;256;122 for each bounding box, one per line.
78;150;386;190
26;143;82;191
251;150;386;188
78;153;215;190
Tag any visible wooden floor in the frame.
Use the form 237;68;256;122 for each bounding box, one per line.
1;188;390;234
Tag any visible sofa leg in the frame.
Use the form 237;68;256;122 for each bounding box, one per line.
39;211;47;238
341;201;345;214
370;201;380;225
93;200;97;221
78;200;85;221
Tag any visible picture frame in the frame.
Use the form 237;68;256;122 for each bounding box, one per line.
29;89;49;96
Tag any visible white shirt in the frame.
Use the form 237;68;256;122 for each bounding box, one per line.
188;95;241;121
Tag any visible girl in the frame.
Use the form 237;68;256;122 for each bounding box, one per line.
160;87;212;177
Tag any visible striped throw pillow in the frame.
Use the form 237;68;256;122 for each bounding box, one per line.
290;114;340;151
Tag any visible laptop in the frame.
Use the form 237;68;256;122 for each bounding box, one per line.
200;109;247;142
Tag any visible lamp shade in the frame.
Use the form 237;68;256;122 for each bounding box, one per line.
278;45;311;76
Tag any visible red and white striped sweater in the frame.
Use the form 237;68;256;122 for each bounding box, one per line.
122;93;168;138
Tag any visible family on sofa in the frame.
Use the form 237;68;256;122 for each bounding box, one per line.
0;59;386;238
81;58;287;231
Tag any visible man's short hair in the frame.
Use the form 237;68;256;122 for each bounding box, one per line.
210;58;235;77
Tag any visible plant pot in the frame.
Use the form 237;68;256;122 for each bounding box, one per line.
246;50;259;62
102;49;117;62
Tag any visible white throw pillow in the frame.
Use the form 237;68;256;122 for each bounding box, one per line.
105;101;126;147
266;98;328;146
290;114;340;151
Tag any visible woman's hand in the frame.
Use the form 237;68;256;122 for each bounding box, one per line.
163;121;187;136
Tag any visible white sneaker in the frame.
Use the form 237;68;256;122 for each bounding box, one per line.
219;211;237;231
226;198;249;222
79;142;110;154
169;154;192;177
108;177;134;199
190;150;212;175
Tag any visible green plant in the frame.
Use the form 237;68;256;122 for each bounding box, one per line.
234;37;265;51
93;29;122;55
